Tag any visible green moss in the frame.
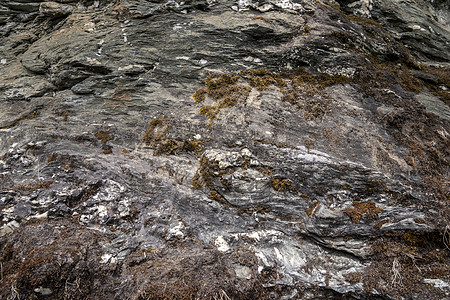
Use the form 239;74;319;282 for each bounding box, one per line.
252;15;272;23
305;201;320;216
199;105;218;120
271;177;294;192
344;201;383;223
290;68;350;89
217;96;239;109
240;68;286;91
346;14;383;28
184;140;203;152
192;73;251;123
13;180;55;193
192;155;216;189
0;109;41;130
302;25;311;36
205;73;240;96
154;139;203;156
192;88;207;103
142;117;168;145
94;130;111;144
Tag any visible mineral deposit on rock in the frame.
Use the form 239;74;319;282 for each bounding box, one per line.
0;0;449;299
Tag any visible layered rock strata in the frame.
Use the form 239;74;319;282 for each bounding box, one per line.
0;0;449;299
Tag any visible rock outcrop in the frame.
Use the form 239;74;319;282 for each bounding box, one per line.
0;0;449;299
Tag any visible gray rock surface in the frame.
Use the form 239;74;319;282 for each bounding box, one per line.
0;0;449;299
336;0;450;66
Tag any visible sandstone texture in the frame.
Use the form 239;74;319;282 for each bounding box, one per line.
0;0;449;299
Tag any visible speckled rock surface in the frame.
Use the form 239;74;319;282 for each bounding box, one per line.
0;0;449;299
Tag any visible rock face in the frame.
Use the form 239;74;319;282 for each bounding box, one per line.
0;0;449;299
337;0;450;66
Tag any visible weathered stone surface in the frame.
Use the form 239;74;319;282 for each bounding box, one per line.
336;0;450;66
0;0;449;299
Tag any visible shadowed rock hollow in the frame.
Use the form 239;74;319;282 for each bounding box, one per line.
0;0;449;299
